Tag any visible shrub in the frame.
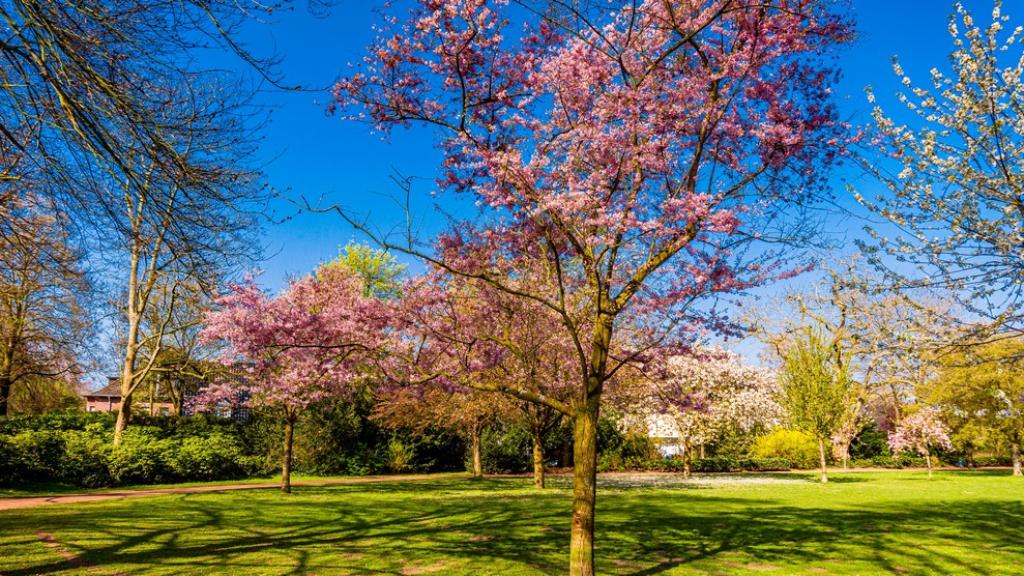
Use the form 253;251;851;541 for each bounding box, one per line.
752;429;821;469
597;455;791;473
849;421;889;459
0;436;22;484
60;430;113;487
166;434;249;481
972;455;1012;467
7;430;65;481
107;428;176;485
383;438;416;473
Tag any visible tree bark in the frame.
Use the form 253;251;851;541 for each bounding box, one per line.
532;428;545;489
682;441;692;479
1012;442;1022;477
0;376;11;417
569;395;599;576
925;452;933;479
817;437;828;484
282;415;295;494
114;393;133;446
471;427;483;478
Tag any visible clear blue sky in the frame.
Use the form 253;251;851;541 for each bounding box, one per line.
233;1;986;290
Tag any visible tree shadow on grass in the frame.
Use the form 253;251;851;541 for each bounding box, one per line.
1;477;1022;575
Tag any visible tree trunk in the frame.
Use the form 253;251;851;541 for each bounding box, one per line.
569;395;599;576
925;452;933;479
1012;442;1021;477
532;428;545;489
113;393;133;446
471;427;483;478
682;441;692;479
699;443;705;459
282;416;295;494
0;376;11;417
817;437;828;484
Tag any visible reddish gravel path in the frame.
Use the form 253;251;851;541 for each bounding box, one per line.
0;473;461;511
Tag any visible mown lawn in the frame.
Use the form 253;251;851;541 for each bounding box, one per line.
0;470;1021;575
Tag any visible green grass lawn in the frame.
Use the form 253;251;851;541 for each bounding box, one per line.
1;470;1021;575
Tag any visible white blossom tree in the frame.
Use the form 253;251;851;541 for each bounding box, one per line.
857;1;1024;340
633;348;780;477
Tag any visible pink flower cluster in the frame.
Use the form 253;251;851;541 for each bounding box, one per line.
193;267;394;411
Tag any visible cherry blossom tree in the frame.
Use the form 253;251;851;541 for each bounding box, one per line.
373;385;512;478
857;1;1024;339
392;270;576;487
334;2;851;572
888;407;953;478
196;265;390;493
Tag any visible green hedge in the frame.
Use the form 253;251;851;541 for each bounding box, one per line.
0;424;262;488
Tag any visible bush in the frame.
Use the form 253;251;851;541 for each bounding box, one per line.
166;434;250;481
849;454;927;469
752;429;821;469
383;438;416;473
7;430;65;481
479;424;531;474
970;455;1012;467
107;428;176;485
60;429;113;487
849;421;889;459
597;455;791;473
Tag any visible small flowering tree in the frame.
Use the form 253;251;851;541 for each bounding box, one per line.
888;407;953;478
196;265;390;493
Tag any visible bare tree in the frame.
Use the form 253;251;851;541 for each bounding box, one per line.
0;188;89;416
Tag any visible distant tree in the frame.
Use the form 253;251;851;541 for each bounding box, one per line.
0;190;89;416
323;242;406;299
750;259;956;430
104;81;261;445
925;337;1024;476
627;349;780;477
197;265;390;493
778;327;855;483
888;407;953;478
857;0;1024;339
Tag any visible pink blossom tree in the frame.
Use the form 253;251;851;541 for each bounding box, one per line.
888;407;953;478
398;270;578;488
333;1;852;572
196;265;390;493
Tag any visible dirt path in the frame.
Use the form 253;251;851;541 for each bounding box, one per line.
0;473;463;511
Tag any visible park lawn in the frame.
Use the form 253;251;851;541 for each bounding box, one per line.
0;470;1021;575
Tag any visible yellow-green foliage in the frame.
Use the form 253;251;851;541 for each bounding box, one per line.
752;429;820;469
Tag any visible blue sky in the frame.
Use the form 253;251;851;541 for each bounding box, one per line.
211;0;997;361
234;1;980;283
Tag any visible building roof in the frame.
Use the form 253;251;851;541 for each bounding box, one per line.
84;378;122;399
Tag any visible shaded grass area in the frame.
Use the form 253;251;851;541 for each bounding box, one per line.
0;470;1021;575
0;474;339;498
